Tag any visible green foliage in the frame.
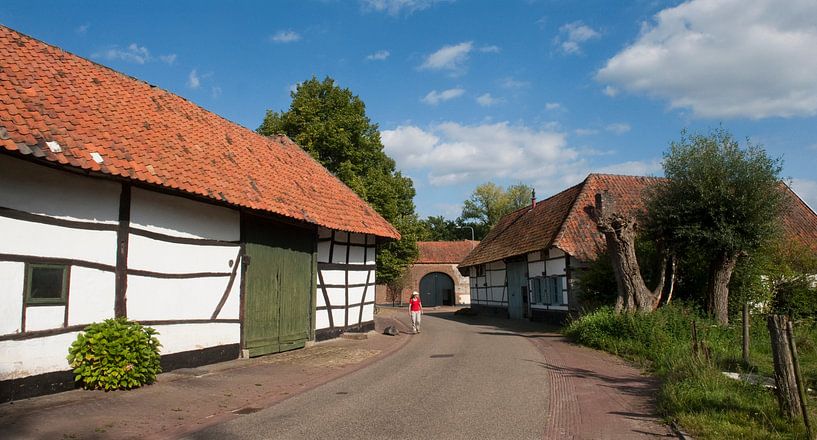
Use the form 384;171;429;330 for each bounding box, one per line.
257;76;419;284
417;215;477;241
459;182;533;240
565;306;817;439
67;318;162;391
646;128;786;257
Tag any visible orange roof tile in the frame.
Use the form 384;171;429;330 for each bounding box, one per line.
460;174;817;267
416;241;479;264
0;26;399;239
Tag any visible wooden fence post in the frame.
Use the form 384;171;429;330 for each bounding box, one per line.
786;320;813;439
742;303;750;366
767;315;802;420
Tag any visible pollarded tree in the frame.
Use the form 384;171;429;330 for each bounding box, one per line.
258;76;419;284
646;128;786;324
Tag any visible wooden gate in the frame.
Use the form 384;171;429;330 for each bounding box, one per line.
243;214;315;357
506;261;527;319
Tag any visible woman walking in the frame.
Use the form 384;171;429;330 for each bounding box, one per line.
409;291;423;333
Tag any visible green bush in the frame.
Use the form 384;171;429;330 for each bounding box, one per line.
67;318;162;391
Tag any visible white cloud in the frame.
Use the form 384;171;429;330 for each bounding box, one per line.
545;102;562;111
92;43;151;64
270;30;301;43
159;54;177;65
791;178;817;211
476;93;502;107
605;123;631;134
602;85;619;97
92;43;176;66
555;21;600;54
421;88;465;105
381;121;576;187
420;41;473;73
360;0;447;16
574;128;599;136
366;50;390;61
211;86;222;98
499;76;530;89
479;45;501;53
597;0;817;119
187;69;201;89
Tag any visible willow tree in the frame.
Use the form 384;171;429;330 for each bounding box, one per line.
646;128;785;324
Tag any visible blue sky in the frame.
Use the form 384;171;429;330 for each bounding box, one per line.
2;0;816;218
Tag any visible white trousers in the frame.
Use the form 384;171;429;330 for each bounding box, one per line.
410;311;422;332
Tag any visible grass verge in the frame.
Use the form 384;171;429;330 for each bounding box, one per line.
563;305;817;439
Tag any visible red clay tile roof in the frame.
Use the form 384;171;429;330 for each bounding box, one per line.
416;241;479;264
0;26;399;239
459;173;817;267
459;182;583;268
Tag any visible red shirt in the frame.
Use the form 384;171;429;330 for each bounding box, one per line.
409;297;422;311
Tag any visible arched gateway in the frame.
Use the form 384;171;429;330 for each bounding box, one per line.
419;272;455;307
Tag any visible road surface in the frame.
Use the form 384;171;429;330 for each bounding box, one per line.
185;312;550;439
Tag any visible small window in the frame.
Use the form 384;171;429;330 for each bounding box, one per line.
25;264;68;305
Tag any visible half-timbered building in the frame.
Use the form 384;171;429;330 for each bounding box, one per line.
459;174;817;321
0;26;399;401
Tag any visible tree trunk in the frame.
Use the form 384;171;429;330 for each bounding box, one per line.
707;252;739;325
592;193;667;313
767;315;802;420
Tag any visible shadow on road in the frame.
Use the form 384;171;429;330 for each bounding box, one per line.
424;309;563;338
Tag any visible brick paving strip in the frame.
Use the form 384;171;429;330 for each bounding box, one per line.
0;311;412;440
528;333;676;439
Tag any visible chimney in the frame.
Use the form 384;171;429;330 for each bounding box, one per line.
531;189;536;208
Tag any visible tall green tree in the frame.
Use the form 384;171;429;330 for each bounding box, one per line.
258;76;418;283
459;182;533;239
646;128;786;324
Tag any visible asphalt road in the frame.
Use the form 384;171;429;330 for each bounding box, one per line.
185;312;549;439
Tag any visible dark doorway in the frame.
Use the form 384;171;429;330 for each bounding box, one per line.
419;272;455;306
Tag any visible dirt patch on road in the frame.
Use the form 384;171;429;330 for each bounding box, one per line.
261;346;382;368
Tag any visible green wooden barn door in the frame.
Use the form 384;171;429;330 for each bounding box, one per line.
243;215;315;357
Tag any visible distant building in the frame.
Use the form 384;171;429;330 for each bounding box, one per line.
458;173;817;321
377;240;478;306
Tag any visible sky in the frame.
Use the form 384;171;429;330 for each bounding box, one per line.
2;0;816;218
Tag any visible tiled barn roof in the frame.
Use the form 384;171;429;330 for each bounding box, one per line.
0;26;399;239
416;241;479;264
459;174;817;268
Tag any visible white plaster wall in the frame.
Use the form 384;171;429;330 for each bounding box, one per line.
127;275;237;321
365;246;375;265
215;270;241;320
348;285;366;302
317;241;331;263
0;332;79;380
130;187;239;241
0;154;120;224
0;262;24;334
349;233;366;245
528;261;545;277
335;231;349;243
488;261;506;270
128;234;239;274
546;258;566;275
0;217;117;265
361;304;374;323
325;287;346;306
527;251;541;262
318;227;332;240
348;306;361;324
152;323;240;354
67;268;115;325
348;246;366;265
348;270;369;285
25;306;64;331
548;248;565;258
315;310;330;329
331;244;348;264
322;270;346;286
331;309;345;326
